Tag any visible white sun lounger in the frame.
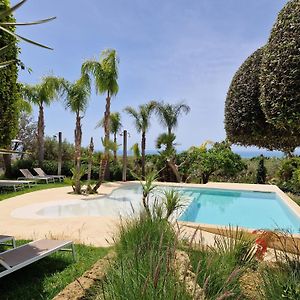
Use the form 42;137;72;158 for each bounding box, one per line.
0;235;16;249
0;239;76;278
0;180;36;192
18;169;55;184
33;168;65;182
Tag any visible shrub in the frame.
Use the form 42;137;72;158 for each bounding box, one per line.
276;157;300;193
188;229;257;300
260;0;300;134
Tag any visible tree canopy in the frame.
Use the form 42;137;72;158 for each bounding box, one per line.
224;48;300;153
260;0;300;133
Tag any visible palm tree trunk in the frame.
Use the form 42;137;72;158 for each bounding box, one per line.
74;113;82;194
141;131;146;178
94;91;111;192
3;154;12;178
113;133;117;163
37;104;45;166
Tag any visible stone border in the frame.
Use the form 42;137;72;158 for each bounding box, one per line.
53;251;116;300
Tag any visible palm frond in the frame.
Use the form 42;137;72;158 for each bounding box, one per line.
0;0;27;20
0;25;53;50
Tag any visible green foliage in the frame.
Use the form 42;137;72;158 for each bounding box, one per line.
96;111;122;134
86;213;190;300
188;229;256;300
256;155;267;184
225;47;299;153
162;189;185;219
57;74;91;115
43;136;75;162
124;102;156;134
81;49;119;96
154;101;190;135
0;0;19;148
184;141;246;184
276;157;300;193
260;0;300;133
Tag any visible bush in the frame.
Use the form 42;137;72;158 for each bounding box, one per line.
276;157;300;193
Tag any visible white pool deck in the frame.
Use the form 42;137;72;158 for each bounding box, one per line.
0;181;299;248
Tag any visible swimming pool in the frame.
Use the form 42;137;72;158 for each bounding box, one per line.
178;188;300;233
11;183;300;233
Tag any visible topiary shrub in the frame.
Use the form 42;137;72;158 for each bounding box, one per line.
225;47;300;153
260;0;300;133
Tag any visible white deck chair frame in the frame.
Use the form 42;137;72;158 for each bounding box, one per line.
17;169;55;184
33;168;65;182
0;235;16;249
0;239;76;278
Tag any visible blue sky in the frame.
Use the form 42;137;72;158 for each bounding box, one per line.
15;0;288;152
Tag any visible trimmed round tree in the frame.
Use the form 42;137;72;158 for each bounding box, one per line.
260;0;300;133
225;47;300;153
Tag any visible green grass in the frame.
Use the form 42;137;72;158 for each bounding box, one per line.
0;182;71;202
84;213;191;300
0;240;109;300
188;229;257;300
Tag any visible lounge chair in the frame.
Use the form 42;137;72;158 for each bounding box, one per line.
0;239;76;278
0;235;16;249
17;169;55;184
33;168;65;182
0;180;36;192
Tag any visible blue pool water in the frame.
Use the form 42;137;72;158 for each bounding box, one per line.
27;183;300;233
179;188;300;233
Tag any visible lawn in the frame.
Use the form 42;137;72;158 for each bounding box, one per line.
0;182;70;202
0;240;109;300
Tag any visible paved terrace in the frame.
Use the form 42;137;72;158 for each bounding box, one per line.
0;182;299;248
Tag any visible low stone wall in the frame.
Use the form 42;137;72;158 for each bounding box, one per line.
53;252;115;300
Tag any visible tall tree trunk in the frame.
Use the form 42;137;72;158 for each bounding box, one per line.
37;104;45;166
74;113;82;194
141;131;146;178
113;132;117;163
167;159;182;183
94;92;111;192
3;154;12;178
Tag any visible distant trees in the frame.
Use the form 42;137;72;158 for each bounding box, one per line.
184;142;246;184
225;0;300;154
82;49;119;192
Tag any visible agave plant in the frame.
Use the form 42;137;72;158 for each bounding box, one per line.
0;0;56;68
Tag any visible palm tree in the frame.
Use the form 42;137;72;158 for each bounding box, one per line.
124;102;156;177
22;76;60;165
155;101;190;135
56;74;91;194
96;112;122;162
82;49;119;192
